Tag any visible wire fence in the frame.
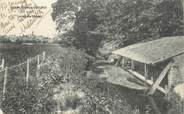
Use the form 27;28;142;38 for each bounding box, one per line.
0;51;46;97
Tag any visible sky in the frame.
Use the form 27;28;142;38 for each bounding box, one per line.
0;0;57;38
25;0;57;38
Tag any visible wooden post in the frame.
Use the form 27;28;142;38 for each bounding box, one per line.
131;60;134;70
148;62;172;95
3;67;8;96
122;57;125;67
37;55;40;68
42;51;46;62
151;76;153;82
168;65;173;91
26;59;30;83
1;59;4;70
36;55;40;77
144;64;148;80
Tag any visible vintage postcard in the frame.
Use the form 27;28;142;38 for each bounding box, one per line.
0;0;184;114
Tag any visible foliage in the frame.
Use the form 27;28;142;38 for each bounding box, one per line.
0;36;11;43
52;0;183;55
155;0;183;37
1;47;89;113
1;59;55;114
0;35;51;44
46;48;140;114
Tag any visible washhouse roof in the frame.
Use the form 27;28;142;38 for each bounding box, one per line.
112;36;184;64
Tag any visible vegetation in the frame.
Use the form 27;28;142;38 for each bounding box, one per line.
52;0;183;56
0;36;11;43
0;35;51;44
1;0;183;113
1;47;140;114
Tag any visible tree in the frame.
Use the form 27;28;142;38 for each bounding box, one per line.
155;0;183;37
52;0;183;56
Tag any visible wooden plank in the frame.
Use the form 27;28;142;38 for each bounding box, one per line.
128;70;167;94
148;62;173;95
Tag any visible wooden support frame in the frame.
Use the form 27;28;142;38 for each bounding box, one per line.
128;70;167;94
148;62;173;95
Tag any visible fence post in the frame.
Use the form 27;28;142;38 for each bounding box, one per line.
1;59;4;70
42;51;46;62
26;59;30;83
3;67;8;96
36;55;40;77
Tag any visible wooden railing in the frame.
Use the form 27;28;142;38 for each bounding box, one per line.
0;51;46;96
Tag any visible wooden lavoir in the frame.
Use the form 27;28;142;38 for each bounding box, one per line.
108;36;184;95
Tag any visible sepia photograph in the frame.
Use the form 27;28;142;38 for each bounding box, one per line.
0;0;184;114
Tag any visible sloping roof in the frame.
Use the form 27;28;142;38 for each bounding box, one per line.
112;36;184;64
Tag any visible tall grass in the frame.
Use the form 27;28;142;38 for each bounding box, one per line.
1;47;140;114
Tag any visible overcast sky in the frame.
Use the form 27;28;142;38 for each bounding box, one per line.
0;0;57;38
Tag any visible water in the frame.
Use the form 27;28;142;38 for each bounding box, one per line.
0;43;183;114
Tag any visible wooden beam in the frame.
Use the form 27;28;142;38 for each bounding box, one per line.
148;62;173;95
128;70;167;94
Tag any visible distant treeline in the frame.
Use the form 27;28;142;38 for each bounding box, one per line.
0;35;52;44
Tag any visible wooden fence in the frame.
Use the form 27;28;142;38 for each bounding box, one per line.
0;51;46;96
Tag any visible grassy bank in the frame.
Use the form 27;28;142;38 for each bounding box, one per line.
1;47;140;114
